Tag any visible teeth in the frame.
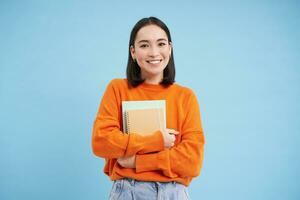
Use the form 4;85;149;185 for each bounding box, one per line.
148;60;161;64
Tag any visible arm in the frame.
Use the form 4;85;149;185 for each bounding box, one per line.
135;92;205;178
92;80;164;159
117;129;179;168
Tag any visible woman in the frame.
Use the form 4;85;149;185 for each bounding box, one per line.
92;16;205;200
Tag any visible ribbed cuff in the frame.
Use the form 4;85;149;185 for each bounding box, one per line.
136;153;158;173
136;130;164;153
125;130;164;156
136;151;168;173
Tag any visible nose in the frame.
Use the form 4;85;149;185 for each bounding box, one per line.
148;46;160;57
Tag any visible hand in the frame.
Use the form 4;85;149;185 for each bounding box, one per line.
117;155;136;168
161;128;179;148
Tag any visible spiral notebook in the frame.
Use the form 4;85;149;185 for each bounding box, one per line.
124;108;164;135
122;100;166;135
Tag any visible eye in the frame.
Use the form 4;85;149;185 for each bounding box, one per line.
140;44;149;48
158;42;166;47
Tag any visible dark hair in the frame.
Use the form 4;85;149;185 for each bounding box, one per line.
126;17;175;87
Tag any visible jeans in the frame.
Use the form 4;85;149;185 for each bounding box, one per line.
109;178;190;200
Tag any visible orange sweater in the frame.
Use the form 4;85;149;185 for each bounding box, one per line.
92;78;205;186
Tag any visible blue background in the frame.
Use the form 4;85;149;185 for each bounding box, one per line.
1;0;299;199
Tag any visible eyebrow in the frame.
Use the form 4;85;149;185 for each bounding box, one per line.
137;38;168;43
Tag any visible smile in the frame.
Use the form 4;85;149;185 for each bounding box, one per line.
146;59;162;64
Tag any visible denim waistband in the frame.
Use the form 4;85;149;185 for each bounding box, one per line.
110;178;189;200
122;178;178;186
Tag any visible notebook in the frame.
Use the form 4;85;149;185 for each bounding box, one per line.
124;108;164;135
122;100;166;135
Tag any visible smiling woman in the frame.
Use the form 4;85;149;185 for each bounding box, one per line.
130;25;172;85
92;17;205;200
126;17;176;88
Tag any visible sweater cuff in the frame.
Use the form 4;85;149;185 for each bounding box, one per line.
136;151;168;173
136;153;158;173
139;130;164;153
126;130;164;156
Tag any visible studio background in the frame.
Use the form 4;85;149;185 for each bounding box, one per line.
1;0;299;199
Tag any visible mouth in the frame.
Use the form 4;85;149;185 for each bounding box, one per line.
146;59;162;64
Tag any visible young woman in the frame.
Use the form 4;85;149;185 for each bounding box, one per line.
92;17;205;200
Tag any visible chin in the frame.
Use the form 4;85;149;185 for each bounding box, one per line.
142;68;163;78
147;67;164;74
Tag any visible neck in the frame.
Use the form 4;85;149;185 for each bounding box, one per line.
144;78;161;85
142;73;163;85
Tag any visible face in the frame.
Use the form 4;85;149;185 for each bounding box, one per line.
130;25;172;83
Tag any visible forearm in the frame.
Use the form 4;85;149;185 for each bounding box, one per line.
135;131;205;178
92;118;164;159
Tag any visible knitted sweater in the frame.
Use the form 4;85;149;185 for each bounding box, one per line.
92;78;205;186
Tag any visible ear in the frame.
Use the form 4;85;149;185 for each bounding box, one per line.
130;45;135;60
169;42;172;56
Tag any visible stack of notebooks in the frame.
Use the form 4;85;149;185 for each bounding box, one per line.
122;100;166;135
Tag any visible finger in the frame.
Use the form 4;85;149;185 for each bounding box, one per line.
168;129;179;134
166;128;177;132
169;131;179;135
167;134;175;140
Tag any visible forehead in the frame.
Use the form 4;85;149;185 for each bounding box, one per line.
135;25;168;42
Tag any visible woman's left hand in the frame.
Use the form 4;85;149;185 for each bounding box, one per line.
117;155;136;168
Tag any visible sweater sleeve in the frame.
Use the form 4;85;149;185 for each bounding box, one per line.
92;80;164;159
135;91;205;178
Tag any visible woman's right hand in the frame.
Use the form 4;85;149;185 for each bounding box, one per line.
161;128;179;148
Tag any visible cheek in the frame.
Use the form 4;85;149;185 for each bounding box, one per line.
135;52;146;61
162;49;171;58
163;52;170;61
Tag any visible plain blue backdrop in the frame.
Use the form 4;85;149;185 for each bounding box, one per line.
1;0;299;199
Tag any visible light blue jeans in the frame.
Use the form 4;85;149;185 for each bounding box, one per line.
109;178;190;200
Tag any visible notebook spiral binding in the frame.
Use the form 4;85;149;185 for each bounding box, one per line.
124;111;130;134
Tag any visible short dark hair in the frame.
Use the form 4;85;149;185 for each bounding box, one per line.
126;17;175;87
